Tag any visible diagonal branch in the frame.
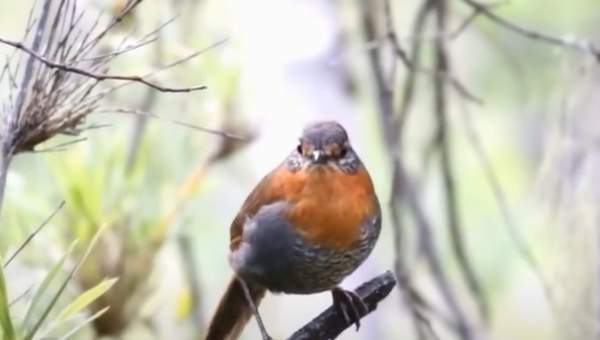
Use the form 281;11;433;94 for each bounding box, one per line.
287;271;396;340
461;0;600;62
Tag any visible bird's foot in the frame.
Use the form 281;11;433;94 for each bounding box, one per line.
239;279;273;340
331;287;368;331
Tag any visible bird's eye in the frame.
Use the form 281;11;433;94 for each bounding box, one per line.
296;144;303;154
325;143;347;158
339;146;347;157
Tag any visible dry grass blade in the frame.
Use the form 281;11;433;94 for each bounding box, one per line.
4;201;65;268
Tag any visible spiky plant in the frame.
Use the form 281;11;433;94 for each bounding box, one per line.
0;0;203;214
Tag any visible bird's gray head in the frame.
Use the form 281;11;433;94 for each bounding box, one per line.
292;121;359;172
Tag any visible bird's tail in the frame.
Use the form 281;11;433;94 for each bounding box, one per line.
205;277;266;340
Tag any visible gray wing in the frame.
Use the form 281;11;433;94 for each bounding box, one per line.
229;201;299;291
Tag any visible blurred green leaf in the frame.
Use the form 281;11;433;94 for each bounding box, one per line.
56;306;109;340
0;257;15;340
20;241;78;333
24;225;107;340
55;278;117;323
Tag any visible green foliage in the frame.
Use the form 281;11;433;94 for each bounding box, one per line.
0;259;16;340
0;227;113;340
55;278;117;324
20;241;78;333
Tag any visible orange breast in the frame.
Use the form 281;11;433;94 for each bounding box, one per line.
272;165;377;249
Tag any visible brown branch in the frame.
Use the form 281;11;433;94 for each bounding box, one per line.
287;271;396;340
448;0;508;40
461;0;600;62
0;37;207;93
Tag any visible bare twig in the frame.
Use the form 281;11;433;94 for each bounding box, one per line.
78;0;145;54
100;108;247;140
288;271;396;340
457;96;557;315
390;164;434;340
361;0;396;145
461;0;600;62
383;0;412;69
395;0;435;139
399;158;473;340
0;37;207;93
448;0;508;40
31;137;88;153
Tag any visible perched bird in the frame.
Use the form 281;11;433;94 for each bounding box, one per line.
206;121;381;340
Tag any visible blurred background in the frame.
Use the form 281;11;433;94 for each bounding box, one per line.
0;0;599;339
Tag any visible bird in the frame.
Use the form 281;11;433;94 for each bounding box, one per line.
206;121;381;340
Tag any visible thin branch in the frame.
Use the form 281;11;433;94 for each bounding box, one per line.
399;158;473;340
287;271;396;340
395;0;435;140
448;0;508;40
384;0;412;69
4;200;65;268
80;14;179;63
361;0;396;145
0;37;207;93
461;0;600;62
457;96;558;316
31;137;88;153
78;0;145;54
390;165;432;340
97;108;246;140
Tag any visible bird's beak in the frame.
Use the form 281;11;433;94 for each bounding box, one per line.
312;150;325;163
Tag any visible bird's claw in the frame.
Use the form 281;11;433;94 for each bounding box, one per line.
331;287;368;331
